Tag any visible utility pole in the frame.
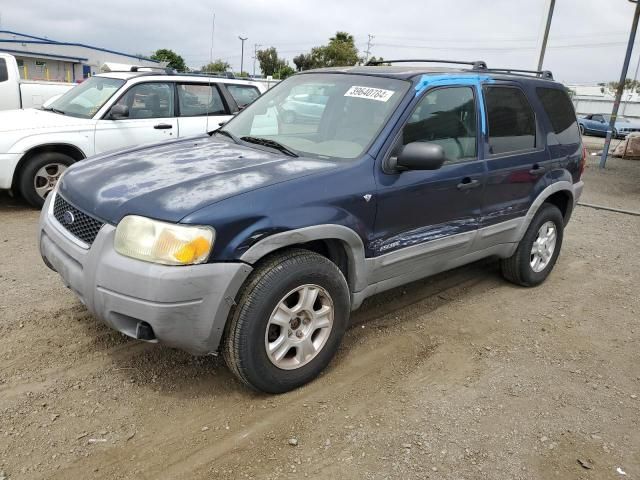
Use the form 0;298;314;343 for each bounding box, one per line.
238;36;248;75
253;43;262;77
365;34;375;63
536;0;556;71
209;12;216;64
601;0;640;168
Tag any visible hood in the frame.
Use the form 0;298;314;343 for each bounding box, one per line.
59;136;340;224
0;108;91;134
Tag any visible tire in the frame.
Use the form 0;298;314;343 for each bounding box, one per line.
223;249;350;393
579;124;585;135
501;203;564;287
19;152;75;208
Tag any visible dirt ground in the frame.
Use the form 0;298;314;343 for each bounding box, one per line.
1;143;639;480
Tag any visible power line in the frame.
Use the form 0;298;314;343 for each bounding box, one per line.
365;34;374;62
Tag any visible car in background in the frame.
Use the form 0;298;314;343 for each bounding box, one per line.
279;86;329;124
578;113;640;138
0;69;265;207
0;53;75;111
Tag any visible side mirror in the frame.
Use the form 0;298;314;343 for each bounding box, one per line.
109;104;129;120
391;142;446;171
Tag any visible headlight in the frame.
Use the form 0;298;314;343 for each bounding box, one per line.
114;215;214;265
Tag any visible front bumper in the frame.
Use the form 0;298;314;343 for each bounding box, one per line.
38;193;252;355
0;153;21;190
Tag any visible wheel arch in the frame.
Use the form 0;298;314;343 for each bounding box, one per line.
239;225;368;294
12;143;86;190
515;181;575;242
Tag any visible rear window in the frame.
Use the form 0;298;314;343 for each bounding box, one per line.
485;86;536;154
0;59;8;82
226;84;260;108
536;87;581;145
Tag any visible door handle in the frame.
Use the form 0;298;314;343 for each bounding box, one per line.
529;164;546;176
457;178;481;190
154;123;173;130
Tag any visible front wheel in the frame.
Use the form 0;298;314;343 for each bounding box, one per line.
579;123;585;135
501;203;564;287
18;152;74;208
223;249;350;393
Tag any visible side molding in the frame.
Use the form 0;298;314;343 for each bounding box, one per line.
239;225;369;292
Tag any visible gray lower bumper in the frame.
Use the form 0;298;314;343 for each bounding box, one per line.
38;194;252;355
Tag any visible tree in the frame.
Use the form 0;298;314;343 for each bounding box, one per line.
256;47;287;76
201;59;231;73
150;49;187;72
277;65;296;79
365;56;389;66
293;32;360;71
607;78;640;93
293;52;319;71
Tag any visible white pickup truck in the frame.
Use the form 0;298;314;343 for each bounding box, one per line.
0;68;266;207
0;53;74;111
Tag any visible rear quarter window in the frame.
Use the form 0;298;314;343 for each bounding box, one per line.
226;84;261;108
536;87;581;145
0;59;8;82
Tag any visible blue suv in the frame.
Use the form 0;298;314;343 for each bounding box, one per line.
38;60;585;393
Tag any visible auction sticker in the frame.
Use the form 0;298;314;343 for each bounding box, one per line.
344;86;395;102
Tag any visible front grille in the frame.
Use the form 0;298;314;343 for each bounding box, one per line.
53;194;105;245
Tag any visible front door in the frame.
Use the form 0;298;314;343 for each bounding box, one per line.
372;85;485;283
94;81;178;154
176;82;234;136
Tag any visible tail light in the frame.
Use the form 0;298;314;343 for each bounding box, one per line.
578;145;587;179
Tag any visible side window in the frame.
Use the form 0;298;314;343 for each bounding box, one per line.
226;84;260;108
536;87;580;145
0;59;8;83
592;114;604;123
113;82;174;119
485;86;536;155
403;86;477;163
177;83;226;116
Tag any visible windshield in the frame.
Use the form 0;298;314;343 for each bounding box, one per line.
48;76;125;119
220;73;410;159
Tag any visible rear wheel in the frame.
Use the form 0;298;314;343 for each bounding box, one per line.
579;123;585;135
501;203;564;287
223;249;350;393
18;152;74;208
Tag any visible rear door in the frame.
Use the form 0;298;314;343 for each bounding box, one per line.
94;81;177;153
479;83;550;246
372;85;485;282
589;114;607;134
176;82;233;135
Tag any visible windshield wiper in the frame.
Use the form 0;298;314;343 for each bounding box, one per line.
42;106;66;115
240;136;299;157
212;129;239;144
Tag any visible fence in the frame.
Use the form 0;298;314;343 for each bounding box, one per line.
573;96;640;119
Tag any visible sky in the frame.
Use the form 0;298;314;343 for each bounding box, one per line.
1;0;640;84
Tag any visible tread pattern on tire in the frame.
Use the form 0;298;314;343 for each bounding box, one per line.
222;248;348;392
500;203;563;287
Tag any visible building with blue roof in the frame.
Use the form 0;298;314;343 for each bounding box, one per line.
0;30;160;82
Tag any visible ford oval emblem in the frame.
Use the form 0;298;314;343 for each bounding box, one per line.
63;210;75;225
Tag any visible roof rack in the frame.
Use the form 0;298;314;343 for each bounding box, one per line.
130;65;174;75
366;58;488;70
485;68;554;80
